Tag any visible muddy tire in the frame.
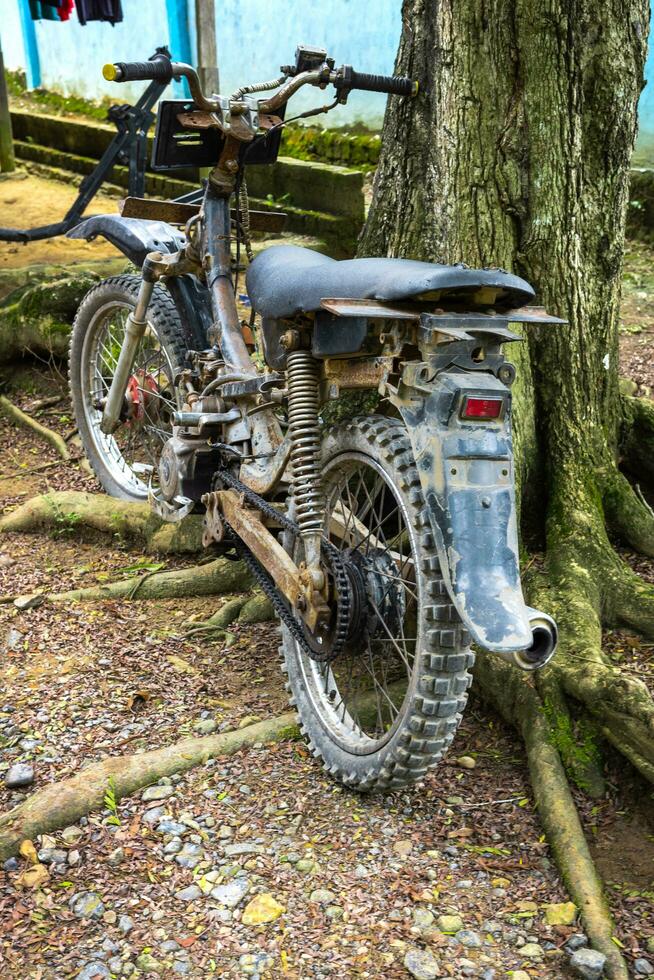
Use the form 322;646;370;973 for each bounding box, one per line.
280;415;475;792
69;275;189;502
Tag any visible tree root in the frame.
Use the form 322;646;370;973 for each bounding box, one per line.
0;395;70;461
474;657;628;980
0;712;298;863
620;393;654;488
51;557;251;602
238;592;275;624
0;490;204;554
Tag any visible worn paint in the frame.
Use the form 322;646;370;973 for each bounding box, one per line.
389;360;555;661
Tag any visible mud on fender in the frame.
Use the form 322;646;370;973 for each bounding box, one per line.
390;369;533;653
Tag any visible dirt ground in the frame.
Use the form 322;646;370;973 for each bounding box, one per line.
0;177;652;979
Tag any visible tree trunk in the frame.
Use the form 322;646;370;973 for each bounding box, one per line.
361;3;652;977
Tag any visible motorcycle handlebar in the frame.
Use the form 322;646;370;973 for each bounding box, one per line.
103;53;173;84
334;67;418;97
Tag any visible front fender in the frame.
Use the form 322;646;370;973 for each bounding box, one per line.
392;370;533;654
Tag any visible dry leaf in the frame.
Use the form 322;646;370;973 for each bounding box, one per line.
19;840;38;865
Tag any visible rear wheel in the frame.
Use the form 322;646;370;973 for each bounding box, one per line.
280;416;475;792
69;275;188;502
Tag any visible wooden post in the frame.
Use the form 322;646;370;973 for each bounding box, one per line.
0;40;16;174
195;0;219;96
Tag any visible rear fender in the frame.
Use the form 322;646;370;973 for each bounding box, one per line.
389;369;533;653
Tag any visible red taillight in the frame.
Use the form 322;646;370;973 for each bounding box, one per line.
461;396;504;420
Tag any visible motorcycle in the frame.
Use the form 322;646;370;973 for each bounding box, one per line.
67;46;562;792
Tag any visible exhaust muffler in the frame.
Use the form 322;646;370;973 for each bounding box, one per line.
491;608;558;671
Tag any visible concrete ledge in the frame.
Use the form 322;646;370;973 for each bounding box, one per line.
9;108;364;221
14;142;359;255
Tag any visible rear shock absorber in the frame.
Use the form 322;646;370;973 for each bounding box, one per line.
286;350;324;570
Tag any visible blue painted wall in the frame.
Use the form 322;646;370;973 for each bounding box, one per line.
3;0;654;161
1;0;401;129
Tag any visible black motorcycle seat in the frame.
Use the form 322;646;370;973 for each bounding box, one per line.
246;245;535;319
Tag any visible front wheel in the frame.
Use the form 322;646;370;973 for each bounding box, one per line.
69;275;188;502
280;416;475;793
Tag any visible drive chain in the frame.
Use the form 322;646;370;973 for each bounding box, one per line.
212;467;352;663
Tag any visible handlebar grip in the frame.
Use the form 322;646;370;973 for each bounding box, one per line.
103;54;173;84
334;67;418;97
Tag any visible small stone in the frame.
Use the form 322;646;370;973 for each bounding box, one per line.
393;839;413;856
217;824;233;839
106;846;125;867
175;842;203;869
156;819;187;836
18;737;39;752
210;877;250;908
13;593;43;610
176;884;202;902
239;952;274;975
437;914;464;934
403;947;440;980
164;839;183;855
635;960;654;977
161;941;181;953
412;908;434;931
310;888;336;905
118;914;134;934
565;933;589;953
295;858;316;873
77;964;111;980
241;893;284;925
61;825;83;843
142;806;167;825
326;905;344;921
5;628;23;651
103;910;117;925
108;958;122;974
172;963;190;976
135;952;163;974
69;891;105;920
68;849;81;866
570;947;607;979
520;943;543;959
3;857;18;872
456;755;476;769
510;974;531;980
142;784;175;802
5;764;34;788
457;929;482;949
38;847;67;865
544;901;577;925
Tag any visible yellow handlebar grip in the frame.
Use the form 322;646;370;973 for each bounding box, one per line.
102;63;118;82
412;81;419;96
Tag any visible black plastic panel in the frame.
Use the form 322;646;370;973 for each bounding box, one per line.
151;100;284;172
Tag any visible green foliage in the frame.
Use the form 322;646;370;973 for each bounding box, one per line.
103;776;121;826
6;69;113;122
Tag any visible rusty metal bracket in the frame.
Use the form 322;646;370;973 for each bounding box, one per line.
210;489;328;631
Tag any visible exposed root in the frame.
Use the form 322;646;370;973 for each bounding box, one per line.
51;557;251;602
620;393;654;488
0;490;203;554
0;712;298;863
474;657;628;980
600;466;654;557
238;591;275;624
0;395;70;461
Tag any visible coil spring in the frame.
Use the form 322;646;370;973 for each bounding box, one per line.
286;350;324;538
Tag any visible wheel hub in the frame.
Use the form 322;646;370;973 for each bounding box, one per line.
344;548;406;642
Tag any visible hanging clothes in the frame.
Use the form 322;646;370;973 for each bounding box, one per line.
59;0;75;20
29;1;62;20
74;0;123;25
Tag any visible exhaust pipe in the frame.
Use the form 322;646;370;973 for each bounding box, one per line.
491;608;558;671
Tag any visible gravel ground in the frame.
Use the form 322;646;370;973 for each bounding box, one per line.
0;252;653;978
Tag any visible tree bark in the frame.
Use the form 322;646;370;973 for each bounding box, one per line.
361;2;650;976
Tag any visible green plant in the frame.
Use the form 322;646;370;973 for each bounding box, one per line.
103;776;121;826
